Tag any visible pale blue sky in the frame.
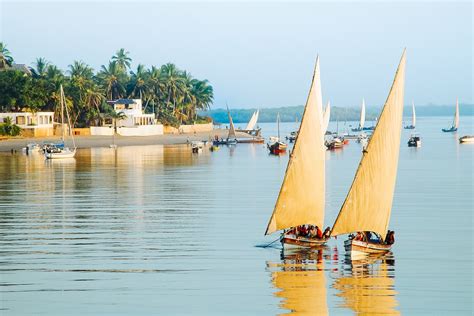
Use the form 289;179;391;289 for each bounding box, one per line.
1;1;472;108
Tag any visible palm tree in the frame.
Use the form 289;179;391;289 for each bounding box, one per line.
68;60;94;79
32;57;50;77
160;63;185;111
112;48;132;71
191;79;214;119
0;42;14;67
128;64;148;100
97;61;126;100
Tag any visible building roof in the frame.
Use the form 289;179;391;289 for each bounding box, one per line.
11;63;32;75
107;99;137;105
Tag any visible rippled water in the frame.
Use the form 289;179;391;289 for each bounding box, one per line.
1;117;472;315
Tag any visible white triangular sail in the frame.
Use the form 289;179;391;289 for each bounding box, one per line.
228;110;236;139
323;101;331;134
454;98;459;129
411;101;416;127
245;110;259;130
265;57;325;235
331;50;406;239
360;99;366;129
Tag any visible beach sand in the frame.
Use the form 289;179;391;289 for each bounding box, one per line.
0;129;252;152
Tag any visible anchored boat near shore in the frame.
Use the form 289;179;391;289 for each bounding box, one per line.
329;50;406;259
44;85;76;159
265;56;328;249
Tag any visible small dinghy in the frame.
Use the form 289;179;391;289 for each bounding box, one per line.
459;135;474;143
191;141;204;153
267;113;287;154
407;133;421;147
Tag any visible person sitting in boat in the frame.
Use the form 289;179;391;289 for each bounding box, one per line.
323;227;331;239
386;231;395;245
315;226;323;239
354;232;364;241
385;230;392;243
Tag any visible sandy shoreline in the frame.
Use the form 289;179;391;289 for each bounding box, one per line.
0;129;252;152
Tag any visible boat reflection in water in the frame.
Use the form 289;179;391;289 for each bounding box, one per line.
267;248;329;315
332;254;400;315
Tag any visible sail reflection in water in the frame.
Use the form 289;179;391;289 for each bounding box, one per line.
333;256;399;315
267;249;328;315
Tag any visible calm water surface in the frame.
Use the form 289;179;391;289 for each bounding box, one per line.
1;117;473;315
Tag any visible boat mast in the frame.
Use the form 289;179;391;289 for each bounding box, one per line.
277;113;280;140
60;85;65;142
454;98;459;129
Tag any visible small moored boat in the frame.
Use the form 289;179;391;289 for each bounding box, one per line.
459;135;474;143
407;133;421;147
45;85;76;159
442;98;459;132
191;141;204;153
267;113;287;155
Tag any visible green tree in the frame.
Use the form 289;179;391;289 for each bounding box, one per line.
0;42;14;67
112;48;132;71
32;57;50;77
98;61;126;100
0;116;21;136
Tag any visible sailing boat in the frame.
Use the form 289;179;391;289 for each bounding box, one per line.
404;101;416;129
44;85;76;159
352;99;366;132
237;109;264;143
329;50;406;258
265;57;327;248
267;113;287;154
214;107;238;145
442;98;459;132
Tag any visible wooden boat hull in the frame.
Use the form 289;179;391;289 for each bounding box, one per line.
237;137;264;144
459;136;474;143
268;142;287;155
45;149;76;159
281;234;327;250
344;239;391;259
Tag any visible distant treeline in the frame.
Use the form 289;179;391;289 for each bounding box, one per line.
202;104;473;124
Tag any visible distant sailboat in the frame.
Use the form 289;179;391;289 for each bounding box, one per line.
44;85;76;159
265;57;327;248
245;110;259;131
267;113;287;154
330;50;406;258
404;101;416;129
442;98;459;132
352;99;366;132
226;108;238;144
237;109;264;143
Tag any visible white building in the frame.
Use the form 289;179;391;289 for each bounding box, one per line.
91;99;163;136
0;111;55;136
111;99;155;127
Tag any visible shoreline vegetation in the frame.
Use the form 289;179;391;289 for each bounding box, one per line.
202;104;474;124
0;43;214;130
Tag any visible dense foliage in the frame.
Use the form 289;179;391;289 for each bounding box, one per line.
0;44;214;127
0;117;21;136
